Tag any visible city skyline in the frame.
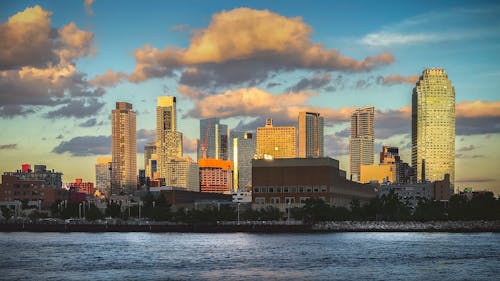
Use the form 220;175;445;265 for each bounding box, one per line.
0;1;499;194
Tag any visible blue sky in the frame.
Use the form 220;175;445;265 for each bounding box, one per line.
0;0;499;193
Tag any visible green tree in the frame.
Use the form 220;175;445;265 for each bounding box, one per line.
86;204;104;221
1;206;13;221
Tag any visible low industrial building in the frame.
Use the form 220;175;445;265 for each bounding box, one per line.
251;157;376;212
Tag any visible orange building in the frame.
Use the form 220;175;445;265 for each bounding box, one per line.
360;164;397;184
68;178;95;195
198;159;233;194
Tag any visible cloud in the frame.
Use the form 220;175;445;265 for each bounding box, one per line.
456;154;484;159
361;32;440;47
170;24;188;31
456;100;500;118
0;144;17;150
56;134;63;139
287;73;332;92
52;135;110;156
84;0;94;15
457;145;477;152
79;118;99;127
325;134;349;157
382;74;419;85
0;5;103;118
98;8;394;88
89;69;126;87
266;82;281;88
45;98;105;118
183;136;198;153
455;177;495;183
375;106;411;139
137;129;155;153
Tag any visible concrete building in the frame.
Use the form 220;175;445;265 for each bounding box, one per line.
350;106;375;182
156;96;183;181
165;157;200;192
379;182;434;210
229;131;256;192
256;118;296;159
412;68;455;185
67;178;95;195
112;102;137;195
144;142;156;179
199;158;233;194
360;164;397;184
433;174;452;201
252;158;376;212
198;118;229;160
298;112;324;158
7;164;63;189
95;157;112;197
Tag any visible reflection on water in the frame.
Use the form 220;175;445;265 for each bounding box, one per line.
0;232;499;280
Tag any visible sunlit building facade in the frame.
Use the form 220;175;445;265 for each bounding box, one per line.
165;157;200;192
198;118;229;160
198;158;233;194
350;106;375;182
95;156;112;196
298;112;324;158
256;118;296;159
111;102;137;195
144;142;156;179
156;96;183;181
412;68;455;185
229;131;256;191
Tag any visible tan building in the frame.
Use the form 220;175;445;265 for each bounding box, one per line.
144;142;156;178
156;96;183;181
298;112;324;158
412;68;455;185
360;164;396;184
350;106;375;182
165;157;199;192
95;156;112;196
112;102;137;195
256;118;296;159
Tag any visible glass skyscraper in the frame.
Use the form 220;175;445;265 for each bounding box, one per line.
412;68;455;185
230;131;256;191
298;112;324;158
198;118;228;160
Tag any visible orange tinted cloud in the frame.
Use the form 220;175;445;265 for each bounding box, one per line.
456;100;500;118
84;0;94;15
383;74;419;85
182;135;198;153
58;22;94;61
90;69;126;87
124;8;394;85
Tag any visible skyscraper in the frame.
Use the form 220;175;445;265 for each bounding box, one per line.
350;106;375;182
230;131;256;191
95;156;112;197
143;142;156;180
111;102;137;195
298;112;324;158
156;96;183;181
165;157;199;192
256;118;296;159
198;118;228;160
412;68;455;185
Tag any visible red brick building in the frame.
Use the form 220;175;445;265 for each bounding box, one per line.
67;178;95;195
0;174;67;208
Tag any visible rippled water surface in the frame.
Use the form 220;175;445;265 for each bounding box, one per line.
0;232;499;280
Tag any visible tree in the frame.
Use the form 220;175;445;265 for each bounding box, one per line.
105;202;122;218
86;204;104;221
1;206;13;221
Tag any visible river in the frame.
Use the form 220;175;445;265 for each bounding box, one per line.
0;232;498;280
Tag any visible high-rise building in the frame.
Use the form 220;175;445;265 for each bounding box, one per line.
199;158;233;194
95;156;112;196
412;68;455;185
256;118;296;159
198;118;229;160
144;142;156;178
165;157;199;192
229;131;256;191
298;112;324;158
111;102;137;195
350;106;375;182
156;96;183;181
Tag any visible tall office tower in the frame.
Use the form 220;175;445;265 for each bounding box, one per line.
156;96;183;181
144;142;156;177
198;118;229;160
298;112;324;158
256;118;296;159
95;156;112;197
350;106;375;182
230;131;256;192
412;68;455;185
111;102;137;195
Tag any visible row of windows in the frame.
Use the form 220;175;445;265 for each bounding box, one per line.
253;185;329;193
254;197;326;204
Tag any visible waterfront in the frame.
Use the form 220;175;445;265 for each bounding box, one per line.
0;232;499;280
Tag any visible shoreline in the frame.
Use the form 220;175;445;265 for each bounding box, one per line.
0;221;498;233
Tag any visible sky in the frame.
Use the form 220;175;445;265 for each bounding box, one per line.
0;0;499;194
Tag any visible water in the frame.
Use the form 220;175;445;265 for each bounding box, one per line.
0;232;499;280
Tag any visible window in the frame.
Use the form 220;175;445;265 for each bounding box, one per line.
321;185;327;192
283;186;289;193
291;186;297;193
299;186;305;193
255;197;266;204
313;185;319;192
276;187;282;193
285;197;295;204
254;187;260;193
268;187;274;193
306;186;312;193
270;197;280;204
300;197;310;203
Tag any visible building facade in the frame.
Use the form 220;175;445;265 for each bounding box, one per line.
156;96;183;181
360;164;397;184
144;142;156;179
198;158;233;194
350;106;375;182
67;178;95;195
298;112;324;158
165;157;200;192
229;131;256;192
198;118;229;160
256;118;296;159
95;156;112;197
111;102;137;195
412;68;455;185
252;158;376;212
